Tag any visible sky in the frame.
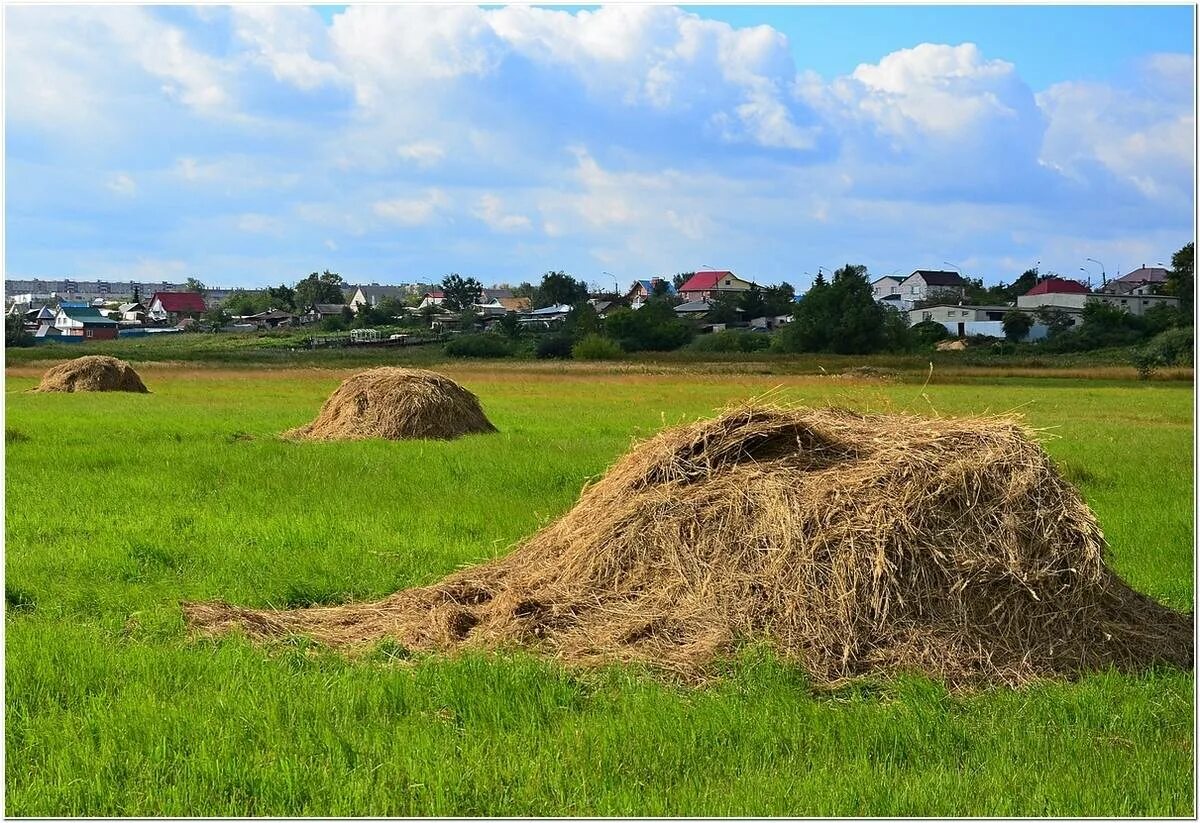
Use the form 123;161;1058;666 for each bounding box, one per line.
5;4;1195;292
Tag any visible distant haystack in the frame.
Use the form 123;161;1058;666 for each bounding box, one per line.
33;356;148;393
188;403;1191;689
285;367;496;441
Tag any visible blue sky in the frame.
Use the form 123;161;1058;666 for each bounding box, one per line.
5;4;1195;291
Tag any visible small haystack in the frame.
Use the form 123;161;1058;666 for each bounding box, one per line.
32;355;148;393
188;404;1191;688
285;367;496;441
936;339;968;351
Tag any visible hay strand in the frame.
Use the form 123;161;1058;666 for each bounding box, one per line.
284;367;497;441
188;403;1192;688
32;355;148;393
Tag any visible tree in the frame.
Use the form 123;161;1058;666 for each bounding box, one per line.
672;272;694;292
223;290;271;317
762;282;796;316
376;297;408;319
295;270;346;307
185;277;206;293
564;302;602;340
777;264;888;354
535;271;588;308
651;279;672;298
352;302;389;328
1033;306;1074;338
5;314;31;348
1165;242;1194;321
738;284;767;320
201;306;231;331
267;284;296;312
1002;310;1033;341
440;273;484;311
604;297;693;351
706;292;742;326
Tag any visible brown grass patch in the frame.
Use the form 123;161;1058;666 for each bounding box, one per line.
186;402;1192;688
284;366;496;441
31;355;148;393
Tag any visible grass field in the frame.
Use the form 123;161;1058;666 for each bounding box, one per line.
4;362;1194;815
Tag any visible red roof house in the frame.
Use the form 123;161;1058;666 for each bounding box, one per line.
677;270;754;300
1023;277;1089;296
149;291;207;316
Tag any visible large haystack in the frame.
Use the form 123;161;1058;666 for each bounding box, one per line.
187;404;1192;687
285;367;496;441
32;355;148;393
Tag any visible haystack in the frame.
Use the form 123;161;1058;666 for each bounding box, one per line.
285;367;496;441
32;355;148;393
187;404;1192;688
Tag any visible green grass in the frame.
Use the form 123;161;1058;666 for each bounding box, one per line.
5;365;1194;815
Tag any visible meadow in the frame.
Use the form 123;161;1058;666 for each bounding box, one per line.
4;361;1194;815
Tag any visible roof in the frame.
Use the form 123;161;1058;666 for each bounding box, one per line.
59;306;118;325
483;287;512;300
529;303;572;315
674;300;713;313
1024;277;1088;296
312;303;346;313
118;302;146;312
355;285;408;299
872;275;904;284
497;296;531;312
908;270;966;287
424;291;445;299
678;271;743;292
151;291;207;313
1116;266;1169;283
636;278;676;295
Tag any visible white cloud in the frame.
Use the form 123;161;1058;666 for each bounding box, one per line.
473;194;531;232
236;213;285;235
106;173;137;196
231;6;344;91
372;189;451;226
396;141;447;168
1037;53;1194;207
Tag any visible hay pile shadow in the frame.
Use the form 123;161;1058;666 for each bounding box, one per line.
284;367;496;441
187;404;1192;688
32;355;148;393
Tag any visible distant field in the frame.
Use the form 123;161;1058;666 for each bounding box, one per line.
5;331;1193;382
5;363;1194;815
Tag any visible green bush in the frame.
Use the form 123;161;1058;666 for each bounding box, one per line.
571;334;623;360
909;320;950;347
1142;326;1194;367
688;330;772;353
535;334;574;359
443;334;514;358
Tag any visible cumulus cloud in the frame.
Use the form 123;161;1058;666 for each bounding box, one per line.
396;141;447;168
372;189;451;226
106;173;137;196
231;5;344;91
472;194;531;232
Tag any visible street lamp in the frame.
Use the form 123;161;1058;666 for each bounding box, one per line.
1085;257;1105;286
602;270;618;295
942;261;963;275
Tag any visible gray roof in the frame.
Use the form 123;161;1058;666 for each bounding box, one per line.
909;270;966;287
674;300;713;313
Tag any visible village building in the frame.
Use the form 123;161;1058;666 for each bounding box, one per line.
148;291;206;323
676;270;754;302
1101;265;1171;296
52;306;120;340
1016;277;1090;311
898;270;968;303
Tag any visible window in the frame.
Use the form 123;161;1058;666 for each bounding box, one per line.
911;286;919;294
961;310;970;317
922;311;932;321
724;280;730;286
85;329;93;338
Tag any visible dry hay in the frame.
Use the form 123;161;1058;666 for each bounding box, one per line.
284;367;496;441
187;403;1192;688
32;355;148;393
936;339;968;352
826;365;900;383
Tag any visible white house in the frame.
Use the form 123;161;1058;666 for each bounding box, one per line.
898;270;968;303
871;276;904;300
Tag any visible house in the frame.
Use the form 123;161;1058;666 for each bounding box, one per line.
624;278;676;307
909;304;1014;326
242;309;295;328
673;299;715;316
898;270;967;303
677;270;754;302
348;285;405;312
420;288;515;311
299;303;348;325
1102;265;1170;296
115;301;148;323
517;303;573;328
1016;277;1090;311
148;291;206;322
52;306;120;340
1089;292;1179;317
496;296;531;313
749;314;793;330
871;276;905;300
